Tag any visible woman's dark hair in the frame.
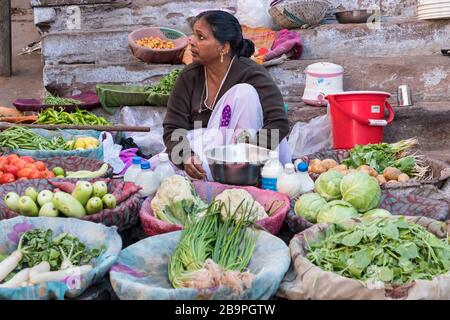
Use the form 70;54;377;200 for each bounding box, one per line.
194;10;255;58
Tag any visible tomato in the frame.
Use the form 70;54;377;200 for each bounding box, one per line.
24;163;38;171
35;161;47;171
42;171;55;179
6;154;19;164
0;157;8;166
0;162;5;172
20;156;35;164
4;165;18;177
17;168;32;179
28;171;42;179
11;159;26;170
0;173;16;184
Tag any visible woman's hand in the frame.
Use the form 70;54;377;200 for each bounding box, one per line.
184;155;206;179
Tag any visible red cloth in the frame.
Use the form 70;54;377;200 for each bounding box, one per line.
265;29;303;61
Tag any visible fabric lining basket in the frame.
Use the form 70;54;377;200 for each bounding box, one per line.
96;84;151;114
128;27;188;64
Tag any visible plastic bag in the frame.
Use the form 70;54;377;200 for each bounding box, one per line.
118;107;166;157
100;132;125;174
287;113;333;159
235;0;274;28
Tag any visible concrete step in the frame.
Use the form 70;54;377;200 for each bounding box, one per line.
287;100;450;151
39;19;449;65
43;55;450;103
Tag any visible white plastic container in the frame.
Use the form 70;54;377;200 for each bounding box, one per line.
277;163;302;199
296;162;315;194
123;156;142;183
135;161;160;198
261;151;284;191
302;62;344;106
154;153;175;182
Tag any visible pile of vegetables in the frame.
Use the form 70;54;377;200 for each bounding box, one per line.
151;175;270;226
0;127;73;151
36;108;111;126
168;200;258;293
308;139;432;183
2;179;139;218
306;217;450;286
0;228;104;288
295;171;384;225
148;69;180;96
0;127;101;152
0;154;55;184
43;94;82;106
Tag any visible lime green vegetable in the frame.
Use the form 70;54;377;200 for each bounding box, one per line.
24;187;38;203
294;193;327;223
4;192;20;212
52;192;86;218
316;200;358;225
72;182;93;206
315;170;344;201
340;172;381;213
39;202;59;217
66;163;109;179
86;197;103;215
102;194;117;209
18;196;39;217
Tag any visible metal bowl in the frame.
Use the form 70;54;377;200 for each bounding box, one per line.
334;9;377;24
205;143;271;186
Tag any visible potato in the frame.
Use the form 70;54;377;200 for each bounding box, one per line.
398;173;410;182
333;164;348;171
383;167;402;181
376;175;387;184
309;159;322;166
322;159;339;170
358;165;372;175
309;163;327;174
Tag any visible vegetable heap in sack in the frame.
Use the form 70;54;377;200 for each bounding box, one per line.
306;217;450;286
151;175;207;225
0;229;104;288
4;179;140;218
168;200;258;294
295;170;385;225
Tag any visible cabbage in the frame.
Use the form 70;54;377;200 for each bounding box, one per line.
316;200;359;225
294;193;327;223
314;170;344;201
362;208;392;221
340;172;381;213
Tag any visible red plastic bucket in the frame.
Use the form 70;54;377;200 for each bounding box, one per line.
326;91;394;149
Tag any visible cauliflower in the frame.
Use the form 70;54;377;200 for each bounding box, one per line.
214;189;268;222
151;175;207;225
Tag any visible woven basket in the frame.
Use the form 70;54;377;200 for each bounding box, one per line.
128;27;188;64
270;0;330;28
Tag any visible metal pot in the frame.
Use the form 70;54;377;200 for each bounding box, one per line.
205;144;271;186
335;9;377;24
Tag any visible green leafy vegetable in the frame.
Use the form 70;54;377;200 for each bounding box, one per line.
148;69;181;95
340;172;381;213
314;170;344;201
306;217;450;286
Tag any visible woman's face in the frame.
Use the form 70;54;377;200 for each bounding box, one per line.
190;18;224;64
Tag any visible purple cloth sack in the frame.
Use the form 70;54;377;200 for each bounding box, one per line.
119;148;138;175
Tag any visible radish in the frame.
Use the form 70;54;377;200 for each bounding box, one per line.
0;268;30;288
0;251;23;282
29;265;92;284
29;261;51;279
59;244;75;270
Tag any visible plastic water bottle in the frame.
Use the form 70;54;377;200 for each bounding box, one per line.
123;156;142;182
261;151;284;191
154;153;175;182
135;161;160;198
277;163;302;199
297;162;315;194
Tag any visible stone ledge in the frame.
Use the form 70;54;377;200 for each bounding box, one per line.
31;0;129;7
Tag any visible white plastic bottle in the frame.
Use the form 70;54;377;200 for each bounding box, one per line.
261;151;284;191
154;153;175;182
123;156;142;182
277;163;302;199
135;160;160;198
297;162;315;194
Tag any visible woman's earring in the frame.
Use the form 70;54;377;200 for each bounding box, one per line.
220;52;224;63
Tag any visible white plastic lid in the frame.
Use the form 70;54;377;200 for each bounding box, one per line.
269;151;279;159
284;163;295;173
159;153;169;162
306;62;344;74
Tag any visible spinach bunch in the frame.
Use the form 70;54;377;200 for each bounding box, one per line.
306;217;450;285
18;229;105;271
149;69;181;95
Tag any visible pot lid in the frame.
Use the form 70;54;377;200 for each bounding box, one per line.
305;62;344;74
325;91;391;98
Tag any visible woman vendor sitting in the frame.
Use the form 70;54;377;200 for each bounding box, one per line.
163;10;291;180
